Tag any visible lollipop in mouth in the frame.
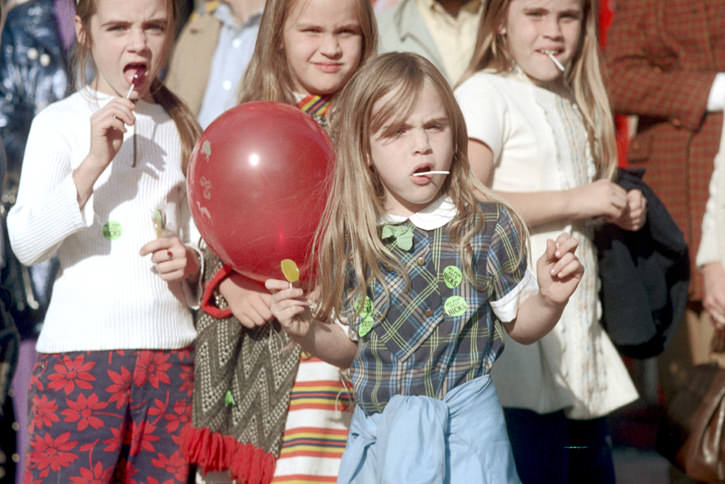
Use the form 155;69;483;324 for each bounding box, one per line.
125;68;146;98
541;50;565;72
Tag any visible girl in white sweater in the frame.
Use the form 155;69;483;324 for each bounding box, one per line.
8;0;202;481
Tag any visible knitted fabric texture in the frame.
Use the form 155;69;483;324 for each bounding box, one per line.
182;95;331;483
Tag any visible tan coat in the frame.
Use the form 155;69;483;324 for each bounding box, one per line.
165;3;222;116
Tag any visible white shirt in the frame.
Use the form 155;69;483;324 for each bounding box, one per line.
197;3;262;129
8;88;198;352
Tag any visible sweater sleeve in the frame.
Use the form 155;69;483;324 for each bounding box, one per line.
7;106;94;266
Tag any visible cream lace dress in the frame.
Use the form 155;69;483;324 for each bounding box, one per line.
455;70;638;419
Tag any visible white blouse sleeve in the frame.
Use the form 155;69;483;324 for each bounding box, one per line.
455;74;509;161
490;269;538;323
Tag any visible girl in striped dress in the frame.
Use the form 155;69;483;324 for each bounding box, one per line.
180;0;378;483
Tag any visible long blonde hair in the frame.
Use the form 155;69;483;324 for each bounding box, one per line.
462;0;617;179
314;52;527;322
238;0;378;104
72;0;201;173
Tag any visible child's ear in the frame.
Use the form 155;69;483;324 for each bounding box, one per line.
74;15;87;46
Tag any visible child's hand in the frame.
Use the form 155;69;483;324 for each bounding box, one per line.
88;97;136;169
612;189;647;231
265;279;312;338
219;273;273;328
139;236;199;282
536;233;584;306
570;179;627;220
703;262;725;330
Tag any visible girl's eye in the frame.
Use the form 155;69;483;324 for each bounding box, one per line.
302;27;322;34
338;27;360;36
560;13;581;21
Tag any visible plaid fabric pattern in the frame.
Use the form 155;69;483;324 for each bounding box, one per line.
605;0;725;299
343;202;527;415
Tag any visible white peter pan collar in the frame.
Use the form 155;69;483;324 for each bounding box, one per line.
377;196;457;230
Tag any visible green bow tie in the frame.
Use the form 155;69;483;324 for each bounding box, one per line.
381;223;414;251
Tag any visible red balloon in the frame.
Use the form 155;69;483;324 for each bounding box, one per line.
187;101;334;282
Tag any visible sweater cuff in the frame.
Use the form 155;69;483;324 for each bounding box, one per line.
707;73;725;112
200;264;234;318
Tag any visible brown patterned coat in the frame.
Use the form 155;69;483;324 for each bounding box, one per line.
605;0;725;300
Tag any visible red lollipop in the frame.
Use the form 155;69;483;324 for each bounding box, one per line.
187;102;334;282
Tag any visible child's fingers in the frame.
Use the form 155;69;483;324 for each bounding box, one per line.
271;287;306;303
550;255;583;279
266;278;293;293
272;300;309;327
553;233;578;256
238;305;269;328
544;238;558;262
250;294;274;322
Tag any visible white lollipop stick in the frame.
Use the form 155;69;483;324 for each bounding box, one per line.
545;51;565;72
125;72;142;99
412;170;450;176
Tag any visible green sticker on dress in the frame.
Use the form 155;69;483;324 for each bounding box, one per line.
102;221;122;241
355;296;373;318
444;296;467;317
358;316;375;338
443;265;463;289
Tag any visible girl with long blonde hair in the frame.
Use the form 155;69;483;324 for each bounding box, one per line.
455;0;644;481
182;0;377;483
266;52;585;484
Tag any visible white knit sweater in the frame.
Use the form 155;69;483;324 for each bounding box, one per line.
8;88;198;353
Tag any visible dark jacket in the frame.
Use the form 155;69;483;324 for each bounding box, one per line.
0;0;69;337
0;0;71;194
594;168;690;359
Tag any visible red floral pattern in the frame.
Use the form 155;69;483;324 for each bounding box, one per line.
68;461;114;484
30;394;59;432
25;348;192;483
47;354;96;395
28;431;79;478
61;392;109;431
134;351;172;389
106;365;133;409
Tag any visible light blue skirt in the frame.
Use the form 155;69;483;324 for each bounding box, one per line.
337;375;521;484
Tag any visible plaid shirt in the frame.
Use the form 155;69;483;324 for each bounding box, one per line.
342;201;528;415
605;0;725;299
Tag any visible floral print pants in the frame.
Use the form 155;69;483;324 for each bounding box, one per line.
23;348;193;483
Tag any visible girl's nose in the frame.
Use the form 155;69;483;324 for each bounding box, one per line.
412;129;432;154
320;33;342;58
542;17;563;38
128;27;147;50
